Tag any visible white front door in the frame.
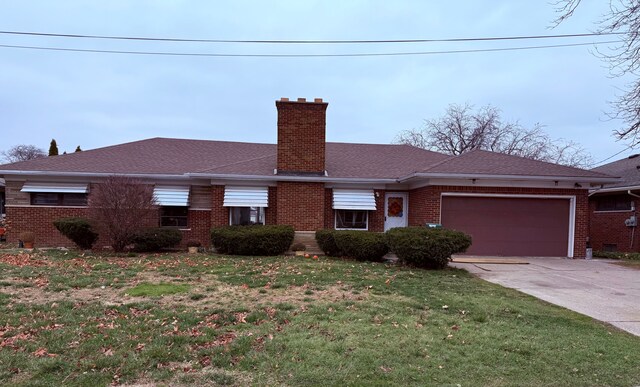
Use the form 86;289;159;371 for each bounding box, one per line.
384;192;408;231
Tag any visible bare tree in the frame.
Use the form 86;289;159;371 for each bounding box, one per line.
554;0;640;145
395;103;592;168
1;145;47;163
88;176;157;252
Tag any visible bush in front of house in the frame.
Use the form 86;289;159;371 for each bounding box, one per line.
53;217;99;250
315;229;344;257
333;231;389;262
385;227;472;269
593;250;640;260
210;225;294;256
131;228;183;252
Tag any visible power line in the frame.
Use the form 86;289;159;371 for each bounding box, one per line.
0;30;623;44
0;40;621;58
591;145;635;167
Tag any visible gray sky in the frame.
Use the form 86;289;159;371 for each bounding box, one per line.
0;1;634;166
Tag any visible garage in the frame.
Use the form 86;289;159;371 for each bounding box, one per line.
440;195;573;257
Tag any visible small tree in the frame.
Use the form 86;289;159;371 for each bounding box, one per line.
88;176;157;252
1;145;46;163
49;139;59;156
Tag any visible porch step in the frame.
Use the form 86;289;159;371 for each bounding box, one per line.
289;231;323;255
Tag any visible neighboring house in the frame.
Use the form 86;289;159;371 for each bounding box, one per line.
0;178;5;217
590;154;640;252
0;98;616;257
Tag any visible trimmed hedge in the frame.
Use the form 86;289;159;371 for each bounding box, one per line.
386;227;472;269
315;229;344;257
334;231;389;262
132;228;182;252
53;217;98;250
593;250;640;260
210;225;294;256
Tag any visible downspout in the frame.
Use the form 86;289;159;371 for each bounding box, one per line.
628;190;640;250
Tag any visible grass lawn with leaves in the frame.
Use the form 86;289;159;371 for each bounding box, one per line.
0;250;638;386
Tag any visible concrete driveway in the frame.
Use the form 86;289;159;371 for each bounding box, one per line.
451;257;640;336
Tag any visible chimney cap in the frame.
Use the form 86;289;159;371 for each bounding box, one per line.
314;98;323;103
297;97;307;102
280;97;289;102
276;97;327;104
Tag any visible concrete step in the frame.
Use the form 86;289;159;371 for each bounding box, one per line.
289;231;323;255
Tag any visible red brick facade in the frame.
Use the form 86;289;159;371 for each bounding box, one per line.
409;185;589;258
276;182;325;230
5;206;89;247
276;98;327;174
588;195;638;252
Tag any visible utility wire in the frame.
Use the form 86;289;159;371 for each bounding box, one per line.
591;145;635;167
0;40;621;58
0;30;623;44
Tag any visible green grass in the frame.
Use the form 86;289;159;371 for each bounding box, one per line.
0;250;638;386
126;282;191;297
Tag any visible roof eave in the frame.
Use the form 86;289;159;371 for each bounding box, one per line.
187;172;398;184
0;170;192;180
589;184;640;195
399;172;620;184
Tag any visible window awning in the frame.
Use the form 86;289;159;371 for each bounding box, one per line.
154;186;190;206
21;182;89;194
223;186;269;207
332;189;376;210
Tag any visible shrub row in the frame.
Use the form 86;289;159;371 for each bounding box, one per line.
211;225;294;256
593;250;640;260
53;217;99;250
386;227;471;269
131;228;182;252
315;227;472;269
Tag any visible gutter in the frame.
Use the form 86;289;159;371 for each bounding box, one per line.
588;184;640;196
398;172;620;184
187;172;398;184
0;170;191;180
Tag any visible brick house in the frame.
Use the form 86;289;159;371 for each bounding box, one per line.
589;155;640;252
0;98;616;257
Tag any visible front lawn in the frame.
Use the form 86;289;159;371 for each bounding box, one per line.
0;250;638;386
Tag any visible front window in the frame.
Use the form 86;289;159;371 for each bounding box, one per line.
595;195;632;212
335;210;368;230
31;193;88;206
160;206;188;228
230;207;265;225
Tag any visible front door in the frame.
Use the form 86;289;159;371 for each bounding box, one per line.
384;192;408;231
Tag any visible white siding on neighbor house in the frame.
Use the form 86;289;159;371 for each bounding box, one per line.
332;189;376;210
223;186;269;207
154;186;190;206
21;182;89;193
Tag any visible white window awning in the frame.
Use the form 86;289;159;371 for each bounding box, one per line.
223;186;269;207
333;189;376;210
21;182;89;194
154;186;190;206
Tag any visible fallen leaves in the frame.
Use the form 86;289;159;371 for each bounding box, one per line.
33;347;57;357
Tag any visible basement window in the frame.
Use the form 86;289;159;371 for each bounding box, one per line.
160;206;189;228
30;193;88;206
595;195;632;212
335;210;368;230
230;207;265;226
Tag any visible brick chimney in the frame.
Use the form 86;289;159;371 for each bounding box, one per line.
276;97;328;175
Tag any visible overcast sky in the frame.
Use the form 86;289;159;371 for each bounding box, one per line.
0;1;634;167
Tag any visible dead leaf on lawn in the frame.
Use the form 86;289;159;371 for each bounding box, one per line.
380;365;392;373
33;347;57;357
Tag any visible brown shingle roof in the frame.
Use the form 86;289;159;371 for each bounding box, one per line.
421;149;611;179
592;155;640;188
0;137;611;181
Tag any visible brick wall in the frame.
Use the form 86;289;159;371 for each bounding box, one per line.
409;185;589;258
277;182;324;230
265;186;278;225
210;185;228;227
588;198;638;252
179;210;212;248
5;206;89;247
276;98;327;174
